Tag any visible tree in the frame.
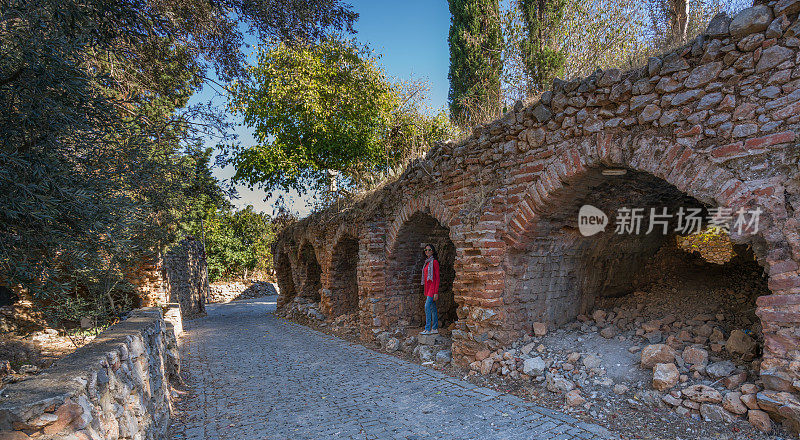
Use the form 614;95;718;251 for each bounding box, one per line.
1;0;155;323
501;0;740;104
502;0;646;102
352;78;459;193
189;206;275;282
0;0;358;325
177;146;233;243
556;0;648;81
225;38;457;201
517;0;569;94
447;0;503;127
644;0;733;51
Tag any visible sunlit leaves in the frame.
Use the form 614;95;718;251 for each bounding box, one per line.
227;38;399;197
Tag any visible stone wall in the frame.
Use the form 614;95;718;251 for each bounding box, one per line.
164;238;208;318
208;281;278;303
135;256;168;308
0;308;180;439
274;0;800;430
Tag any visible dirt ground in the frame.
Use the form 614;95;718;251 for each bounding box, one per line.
285;244;795;440
295;315;791;440
0;327;102;388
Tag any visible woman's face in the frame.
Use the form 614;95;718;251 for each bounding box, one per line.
424;246;433;257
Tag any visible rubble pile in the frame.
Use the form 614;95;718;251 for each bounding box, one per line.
461;245;782;433
280;297;326;321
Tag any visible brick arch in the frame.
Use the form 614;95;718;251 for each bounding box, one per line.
329;223;361;255
296;238;322;301
382;195;461;330
271;7;800;420
504;131;798;285
322;224;362;316
386;196;455;257
502;133;800;394
295;237;319;261
504;134;759;248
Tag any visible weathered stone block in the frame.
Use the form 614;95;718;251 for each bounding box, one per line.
729;6;773;37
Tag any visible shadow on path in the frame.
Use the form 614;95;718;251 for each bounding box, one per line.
169;297;618;440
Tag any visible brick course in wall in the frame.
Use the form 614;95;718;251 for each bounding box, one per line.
273;2;800;430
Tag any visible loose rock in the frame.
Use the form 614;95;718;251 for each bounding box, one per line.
748;409;773;433
546;373;575;394
600;326;618;339
706;360;736;379
532;322;547;337
683;384;723;404
653;363;679;391
722;392;748;415
726;329;757;355
385;337;400;353
700;403;737;423
682;345;708;365
641;344;676;369
582;354;601;370
522;357;546;376
565;389;586;407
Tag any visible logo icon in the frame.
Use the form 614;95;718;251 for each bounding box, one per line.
578;205;608;236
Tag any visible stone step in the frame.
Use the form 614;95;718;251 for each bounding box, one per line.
418;333;451;346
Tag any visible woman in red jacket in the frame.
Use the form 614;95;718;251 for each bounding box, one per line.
420;244;440;335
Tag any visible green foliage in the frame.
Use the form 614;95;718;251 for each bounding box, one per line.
0;0;357;326
206;207;275;281
182;206;275;282
0;0;171;325
175;148;275;282
351;78;460;193
227;39;397;197
226;39;458;202
517;0;568;94
447;0;503;127
178;147;233;236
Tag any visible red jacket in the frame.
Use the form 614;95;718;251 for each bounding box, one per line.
422;259;440;297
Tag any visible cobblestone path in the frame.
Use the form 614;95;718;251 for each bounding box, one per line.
170;297;619;440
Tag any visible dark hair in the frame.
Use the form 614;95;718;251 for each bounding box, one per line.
423;243;438;260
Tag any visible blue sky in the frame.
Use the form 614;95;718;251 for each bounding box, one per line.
195;1;452;217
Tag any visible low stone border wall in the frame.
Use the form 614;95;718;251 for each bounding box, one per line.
0;308;180;439
208;281;278;304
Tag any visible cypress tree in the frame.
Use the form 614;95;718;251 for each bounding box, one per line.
447;0;503;127
517;0;569;94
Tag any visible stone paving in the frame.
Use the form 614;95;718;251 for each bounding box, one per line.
170;297;620;440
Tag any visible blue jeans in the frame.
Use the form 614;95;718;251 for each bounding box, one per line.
424;296;438;332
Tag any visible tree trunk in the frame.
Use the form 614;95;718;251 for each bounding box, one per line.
671;0;688;45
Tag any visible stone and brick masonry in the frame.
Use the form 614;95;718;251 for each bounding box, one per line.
136;237;210;319
139;238;210;319
0;239;204;438
163;238;208;318
208;281;278;304
0;308;181;439
274;1;800;431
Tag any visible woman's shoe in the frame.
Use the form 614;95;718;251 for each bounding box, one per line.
429;329;438;334
420;330;430;335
